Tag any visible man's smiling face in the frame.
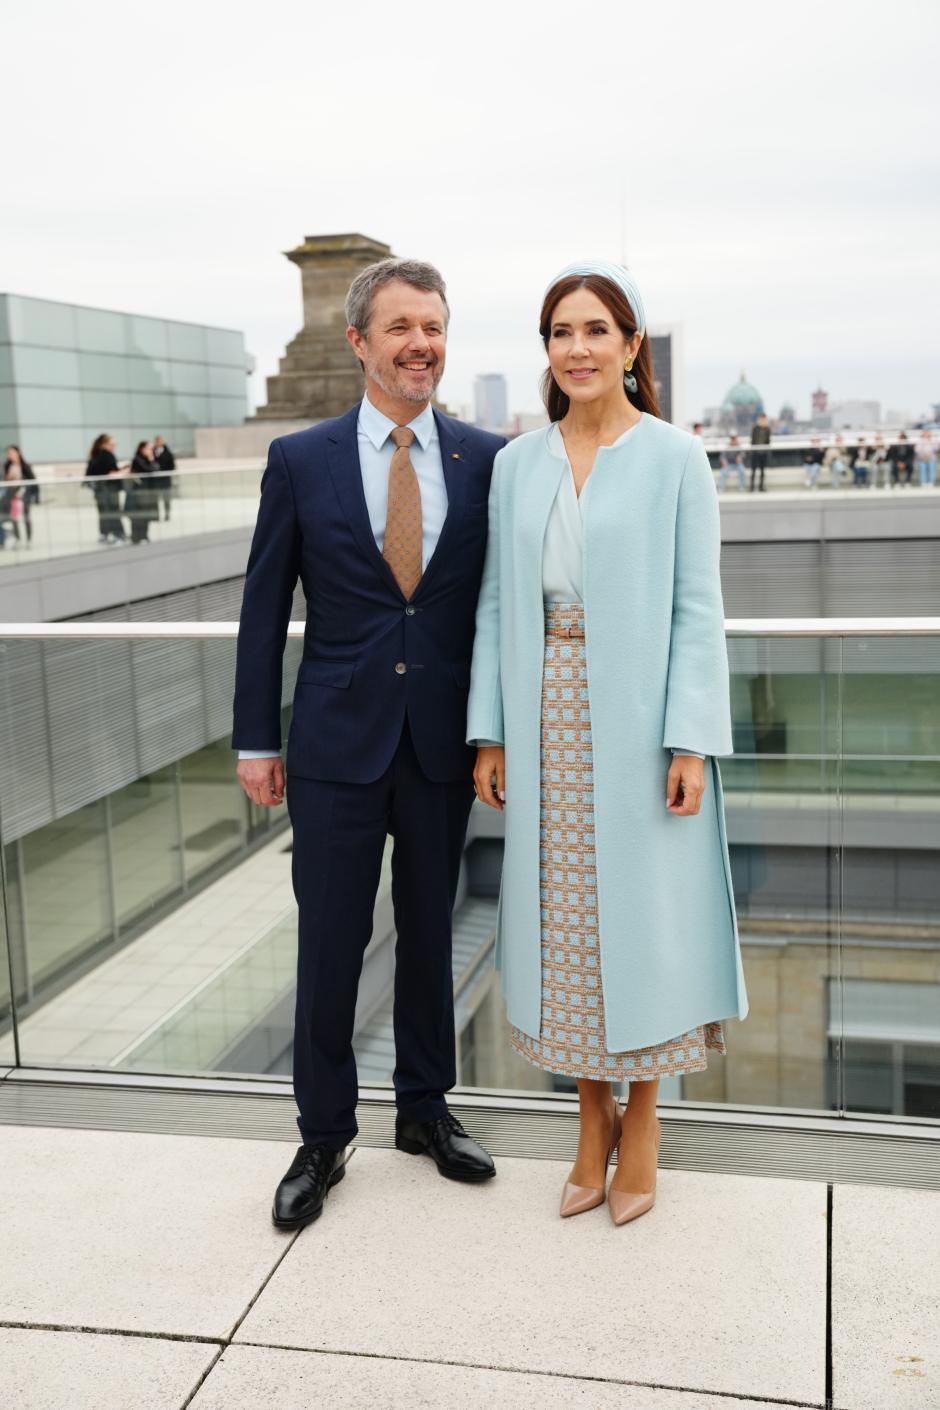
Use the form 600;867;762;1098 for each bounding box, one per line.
348;280;447;407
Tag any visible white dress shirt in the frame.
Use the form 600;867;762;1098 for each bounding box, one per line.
239;394;448;759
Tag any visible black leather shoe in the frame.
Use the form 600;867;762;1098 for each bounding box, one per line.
271;1143;347;1229
395;1110;496;1182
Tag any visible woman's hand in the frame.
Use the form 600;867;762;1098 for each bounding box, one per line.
473;746;505;811
666;755;705;816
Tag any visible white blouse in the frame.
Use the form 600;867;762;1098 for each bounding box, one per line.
538;420;703;760
542;419;639;602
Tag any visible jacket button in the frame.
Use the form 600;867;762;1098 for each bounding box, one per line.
405;605;415;616
395;662;407;675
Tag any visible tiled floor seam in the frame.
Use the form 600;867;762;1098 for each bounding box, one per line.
227;1340;826;1408
220;1223;304;1344
0;1319;221;1346
179;1345;226;1410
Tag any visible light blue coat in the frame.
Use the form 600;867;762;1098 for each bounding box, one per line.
467;414;749;1052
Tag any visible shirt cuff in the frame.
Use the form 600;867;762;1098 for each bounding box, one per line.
470;740;504;748
237;749;281;759
671;748;705;759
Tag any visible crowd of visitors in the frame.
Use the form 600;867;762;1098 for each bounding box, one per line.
712;423;937;493
803;430;936;489
83;433;176;545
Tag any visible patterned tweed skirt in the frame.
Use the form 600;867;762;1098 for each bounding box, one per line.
509;602;726;1082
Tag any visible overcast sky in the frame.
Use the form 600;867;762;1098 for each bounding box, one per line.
5;0;939;426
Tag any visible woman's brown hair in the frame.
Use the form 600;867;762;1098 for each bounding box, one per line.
89;433;111;460
539;275;662;422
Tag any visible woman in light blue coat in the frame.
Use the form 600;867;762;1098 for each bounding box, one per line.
468;261;748;1227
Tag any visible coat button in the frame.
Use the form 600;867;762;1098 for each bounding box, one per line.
395;662;407;675
405;605;415;616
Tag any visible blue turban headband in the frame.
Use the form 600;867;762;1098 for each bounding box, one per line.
544;259;647;339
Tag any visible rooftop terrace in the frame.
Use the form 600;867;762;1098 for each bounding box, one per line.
2;1120;937;1410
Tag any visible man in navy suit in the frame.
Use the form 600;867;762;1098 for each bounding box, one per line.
233;258;504;1228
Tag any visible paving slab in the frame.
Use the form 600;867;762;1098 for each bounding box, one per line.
191;1343;800;1409
0;1126;301;1340
832;1182;940;1410
236;1147;826;1405
0;1327;217;1410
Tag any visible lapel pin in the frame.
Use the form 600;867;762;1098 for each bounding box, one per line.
451;452;461;460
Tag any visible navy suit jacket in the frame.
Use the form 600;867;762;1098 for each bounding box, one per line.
232;404;505;784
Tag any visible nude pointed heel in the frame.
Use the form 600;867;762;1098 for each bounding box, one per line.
560;1104;623;1219
608;1116;661;1227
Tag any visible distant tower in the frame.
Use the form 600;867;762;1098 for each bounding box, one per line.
253;233;392;422
811;386;828;417
474;373;509;432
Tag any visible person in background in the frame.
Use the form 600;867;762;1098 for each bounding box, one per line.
84;434;127;544
0;463;25;548
823;436;847;489
127;441;159;544
691;422;703;436
852;437;871;488
718;434;747;491
803;437;824;488
890;431;913;487
152;435;175;521
3;446;40;545
749;412;770;492
870;434;890;490
914;430;936;488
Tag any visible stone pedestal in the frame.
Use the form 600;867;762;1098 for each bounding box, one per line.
252;233;392;421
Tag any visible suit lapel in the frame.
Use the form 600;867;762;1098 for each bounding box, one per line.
325;405;405;600
412;411;468;599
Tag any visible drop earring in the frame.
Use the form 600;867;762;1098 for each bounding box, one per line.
623;357;637;395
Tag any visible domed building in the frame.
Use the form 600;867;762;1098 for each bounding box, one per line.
720;372;765;432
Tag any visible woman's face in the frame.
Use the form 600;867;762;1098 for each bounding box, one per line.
546;288;642;408
6;446;20;464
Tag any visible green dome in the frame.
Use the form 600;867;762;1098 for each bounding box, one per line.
722;371;764;411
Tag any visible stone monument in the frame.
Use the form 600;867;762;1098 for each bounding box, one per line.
253;232;392;422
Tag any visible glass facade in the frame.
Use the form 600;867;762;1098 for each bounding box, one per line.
0;626;937;1125
0;293;249;462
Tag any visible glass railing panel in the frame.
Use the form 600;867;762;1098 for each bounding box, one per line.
0;844;14;1064
837;635;940;1119
0;466;262;567
0;633;298;1066
0;624;936;1130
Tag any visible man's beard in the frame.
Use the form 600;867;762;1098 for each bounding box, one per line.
364;352;443;404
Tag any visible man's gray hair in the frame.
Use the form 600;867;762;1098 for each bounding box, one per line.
345;258;449;334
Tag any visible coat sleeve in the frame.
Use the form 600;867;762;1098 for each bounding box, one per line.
231;438;301;751
466;448;505;745
661;438;733;757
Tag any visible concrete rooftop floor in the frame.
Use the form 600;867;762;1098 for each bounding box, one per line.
1;1123;938;1410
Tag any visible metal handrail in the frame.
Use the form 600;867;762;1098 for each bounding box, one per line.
2;618;939;641
0;463;264;489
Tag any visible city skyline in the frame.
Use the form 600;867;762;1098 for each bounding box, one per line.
4;1;938;433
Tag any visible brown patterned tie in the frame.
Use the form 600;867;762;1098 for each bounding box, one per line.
382;426;422;599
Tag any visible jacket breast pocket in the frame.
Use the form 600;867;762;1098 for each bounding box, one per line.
296;660;356;689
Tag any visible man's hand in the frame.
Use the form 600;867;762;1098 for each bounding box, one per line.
236;756;286;807
473;746;505;811
666;755;705;816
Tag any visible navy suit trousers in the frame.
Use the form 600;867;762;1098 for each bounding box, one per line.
286;718;475;1149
